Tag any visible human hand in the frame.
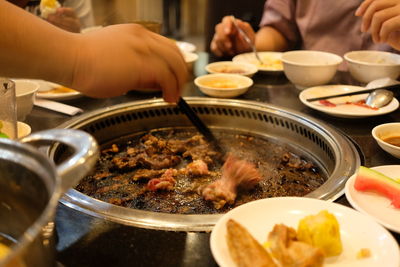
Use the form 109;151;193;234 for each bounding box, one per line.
356;0;400;50
46;7;81;33
210;16;255;57
71;24;188;102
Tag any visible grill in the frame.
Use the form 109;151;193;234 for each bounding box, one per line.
51;97;360;231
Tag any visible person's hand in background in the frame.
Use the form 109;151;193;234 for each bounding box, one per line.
46;7;81;33
356;0;400;50
210;16;255;57
72;24;188;102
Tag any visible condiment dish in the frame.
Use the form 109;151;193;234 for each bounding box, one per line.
205;61;258;77
372;122;400;159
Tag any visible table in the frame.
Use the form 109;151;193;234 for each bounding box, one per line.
25;53;400;266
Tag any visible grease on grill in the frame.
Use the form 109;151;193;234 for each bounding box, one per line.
76;130;326;214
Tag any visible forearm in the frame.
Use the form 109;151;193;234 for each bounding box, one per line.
0;0;79;86
255;26;289;52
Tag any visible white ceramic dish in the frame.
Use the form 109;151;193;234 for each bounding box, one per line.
281;50;342;90
205;61;258;77
372;123;400;159
14;79;40;121
299;85;399;118
345;165;400;233
194;73;253;98
176;41;196;53
36;81;82;101
210;197;399;267
232;52;283;74
1;121;31;139
344;50;400;83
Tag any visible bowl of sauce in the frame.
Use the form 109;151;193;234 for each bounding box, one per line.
372;123;400;159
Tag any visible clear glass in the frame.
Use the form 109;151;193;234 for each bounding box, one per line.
0;78;17;139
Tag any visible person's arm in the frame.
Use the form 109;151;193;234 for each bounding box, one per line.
210;16;289;57
356;0;400;50
0;1;187;102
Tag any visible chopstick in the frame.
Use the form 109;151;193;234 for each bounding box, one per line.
177;97;226;156
305;83;400;102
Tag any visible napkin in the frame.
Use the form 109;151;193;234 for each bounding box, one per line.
34;98;83;115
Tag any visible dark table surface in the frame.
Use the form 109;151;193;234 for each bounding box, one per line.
25;52;400;267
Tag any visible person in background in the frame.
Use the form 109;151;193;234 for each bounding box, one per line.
356;0;400;51
0;0;187;102
210;0;396;61
9;0;94;32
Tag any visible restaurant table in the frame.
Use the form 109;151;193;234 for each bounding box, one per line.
25;52;400;267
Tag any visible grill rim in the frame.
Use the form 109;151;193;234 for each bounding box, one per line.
52;97;361;231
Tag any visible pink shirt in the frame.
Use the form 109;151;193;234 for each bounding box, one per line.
260;0;395;58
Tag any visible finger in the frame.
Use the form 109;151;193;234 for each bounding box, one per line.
210;36;223;57
214;22;233;51
380;15;400;42
221;16;234;35
370;6;399;42
356;0;375;16
362;0;397;32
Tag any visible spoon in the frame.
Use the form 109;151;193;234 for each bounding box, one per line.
365;89;394;108
230;16;263;65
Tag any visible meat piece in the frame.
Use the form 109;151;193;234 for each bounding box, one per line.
268;224;324;267
182;160;209;176
281;152;313;170
131;169;166;181
137;154;181;170
226;219;277;267
202;155;262;209
147;169;177;191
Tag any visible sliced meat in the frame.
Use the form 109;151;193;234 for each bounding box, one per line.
147;169;178;191
182;159;209;176
131;169;166;181
201;155;262;209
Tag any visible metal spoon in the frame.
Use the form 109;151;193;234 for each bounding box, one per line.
365;89;394;108
230;15;263;65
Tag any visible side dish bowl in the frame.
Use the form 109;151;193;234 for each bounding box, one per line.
344;51;400;83
205;61;258;77
194;73;253;98
372;122;400;159
15;79;39;121
281;50;342;90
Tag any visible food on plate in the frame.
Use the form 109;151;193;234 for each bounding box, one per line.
209;66;247;74
201;80;239;89
318;99;378;110
39;86;77;94
354;166;400;208
226;219;278;267
381;136;400;147
40;0;60;19
356;248;372;259
267;224;324;267
257;57;283;70
76;130;325;214
297;210;342;257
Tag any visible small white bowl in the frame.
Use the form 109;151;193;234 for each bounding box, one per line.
205;61;258;77
372;123;400;159
14;80;39;121
182;51;199;71
281;50;343;90
194;73;253;98
344;50;400;83
1;121;31;139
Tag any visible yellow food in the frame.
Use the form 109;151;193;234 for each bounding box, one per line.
202;80;238;89
40;86;77;94
258;57;283;70
41;0;58;8
0;243;10;260
356;248;371;259
297;210;342;257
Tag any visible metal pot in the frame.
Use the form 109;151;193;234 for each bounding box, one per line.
0;129;98;267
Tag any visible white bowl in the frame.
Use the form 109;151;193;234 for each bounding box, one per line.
1;121;31;139
344;50;400;83
205;61;258;77
194;73;253;98
372;123;400;159
281;50;343;90
14;80;39;121
182;51;199;71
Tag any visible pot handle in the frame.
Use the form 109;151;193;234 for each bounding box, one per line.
20;128;99;192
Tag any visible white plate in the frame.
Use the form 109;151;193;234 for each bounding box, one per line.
210;197;399;267
299;85;399;118
176;41;196;53
232;52;283;74
36;81;82;101
345;165;400;234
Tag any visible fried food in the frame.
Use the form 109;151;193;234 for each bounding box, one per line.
226;219;277;267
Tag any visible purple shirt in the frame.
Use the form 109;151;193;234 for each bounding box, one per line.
260;0;395;58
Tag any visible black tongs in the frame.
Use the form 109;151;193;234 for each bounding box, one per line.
177;97;226;157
